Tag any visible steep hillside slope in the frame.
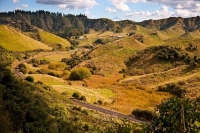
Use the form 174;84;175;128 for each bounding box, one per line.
25;28;71;50
0;25;51;51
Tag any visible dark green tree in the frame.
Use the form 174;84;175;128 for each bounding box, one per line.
147;97;200;133
25;76;34;82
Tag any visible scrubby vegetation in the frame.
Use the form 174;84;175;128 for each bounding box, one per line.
132;109;155;121
69;67;91;80
61;48;94;69
2;10;200;132
158;83;186;98
25;76;34;82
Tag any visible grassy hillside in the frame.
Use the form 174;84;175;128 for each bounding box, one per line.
135;25;185;46
25;29;71;50
0;25;51;51
79;36;147;76
123;45;200;99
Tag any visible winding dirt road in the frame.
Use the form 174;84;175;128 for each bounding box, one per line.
71;99;148;124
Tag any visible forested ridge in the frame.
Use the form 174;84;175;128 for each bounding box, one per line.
0;10;116;38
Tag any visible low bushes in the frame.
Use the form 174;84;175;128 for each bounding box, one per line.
25;76;34;82
69;67;91;80
132;109;156;121
48;62;66;71
72;92;86;101
158;83;186;97
18;63;27;74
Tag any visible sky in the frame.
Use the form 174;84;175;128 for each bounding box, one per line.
0;0;200;22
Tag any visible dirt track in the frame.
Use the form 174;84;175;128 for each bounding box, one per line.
71;99;148;124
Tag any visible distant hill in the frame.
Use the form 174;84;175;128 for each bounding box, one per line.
0;10;116;38
139;16;200;32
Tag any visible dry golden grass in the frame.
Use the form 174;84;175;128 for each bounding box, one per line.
39;52;72;62
84;75;170;114
26;74;66;85
52;84;115;103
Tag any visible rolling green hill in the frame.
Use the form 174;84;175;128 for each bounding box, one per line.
0;25;52;51
25;28;71;50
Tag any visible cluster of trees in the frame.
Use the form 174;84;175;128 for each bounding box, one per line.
0;10;116;38
146;97;200;133
0;65;62;132
61;49;93;69
158;83;186;97
27;59;50;67
156;46;200;67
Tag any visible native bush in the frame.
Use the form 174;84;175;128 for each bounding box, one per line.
158;83;186;97
69;67;91;80
132;109;155;121
72;92;81;99
18;63;27;74
25;76;34;82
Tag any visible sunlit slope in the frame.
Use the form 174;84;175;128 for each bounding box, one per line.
135;25;185;46
25;28;71;50
0;25;51;51
79;36;147;76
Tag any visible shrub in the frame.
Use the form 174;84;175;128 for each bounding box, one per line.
62;70;70;76
36;68;50;74
82;109;89;115
36;81;43;85
80;96;86;101
94;38;105;44
48;62;66;71
27;59;40;67
18;63;27;74
132;109;155;121
97;100;103;105
48;71;60;77
83;123;89;131
25;76;34;82
69;67;91;80
72;106;82;112
158;83;186;98
72;92;81;99
40;59;50;65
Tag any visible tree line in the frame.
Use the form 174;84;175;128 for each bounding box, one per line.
0;10;116;38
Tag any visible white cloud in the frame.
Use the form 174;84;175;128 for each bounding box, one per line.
125;11;151;17
105;7;117;12
36;0;98;10
22;4;28;8
172;9;198;18
146;0;200;13
109;0;147;12
125;6;172;19
112;1;131;11
13;0;19;3
58;4;67;9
